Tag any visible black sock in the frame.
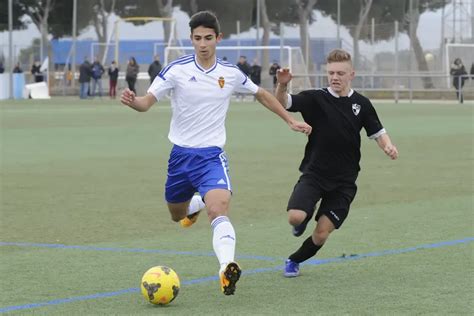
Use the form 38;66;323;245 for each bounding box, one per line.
288;236;323;263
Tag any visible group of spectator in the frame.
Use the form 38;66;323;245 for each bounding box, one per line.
78;55;162;100
2;55;471;103
0;60;43;80
235;55;281;101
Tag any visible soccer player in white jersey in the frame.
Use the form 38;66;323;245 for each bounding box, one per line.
120;11;312;295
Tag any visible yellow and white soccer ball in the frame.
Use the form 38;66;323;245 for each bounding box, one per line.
140;266;180;305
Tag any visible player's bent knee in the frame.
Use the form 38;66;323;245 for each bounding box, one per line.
313;228;330;244
288;209;307;226
206;204;229;220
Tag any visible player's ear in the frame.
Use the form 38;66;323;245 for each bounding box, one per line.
350;70;355;80
216;32;223;43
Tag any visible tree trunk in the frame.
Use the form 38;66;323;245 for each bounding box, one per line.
92;0;115;62
404;0;434;89
260;0;271;79
352;0;372;70
189;0;198;14
295;0;317;81
156;0;173;44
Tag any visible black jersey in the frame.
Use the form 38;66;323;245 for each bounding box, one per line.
288;88;384;179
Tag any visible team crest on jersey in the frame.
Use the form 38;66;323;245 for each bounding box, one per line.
352;103;361;116
218;76;225;88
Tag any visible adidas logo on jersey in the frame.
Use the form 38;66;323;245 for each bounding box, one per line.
217;179;226;185
189;76;197;82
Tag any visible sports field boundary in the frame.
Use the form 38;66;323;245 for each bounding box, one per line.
1;237;472;313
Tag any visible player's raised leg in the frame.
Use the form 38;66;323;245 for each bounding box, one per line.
180;194;205;227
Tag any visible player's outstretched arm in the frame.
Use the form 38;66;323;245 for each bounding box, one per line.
275;68;292;108
255;87;312;136
120;88;157;112
375;133;398;160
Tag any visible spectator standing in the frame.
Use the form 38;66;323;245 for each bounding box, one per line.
13;62;23;73
0;61;4;73
236;55;250;76
269;60;281;90
126;57;139;94
236;56;251;101
108;61;119;99
249;58;261;86
31;61;44;82
147;55;162;83
450;58;467;103
91;57;105;97
249;58;262;101
79;58;92;99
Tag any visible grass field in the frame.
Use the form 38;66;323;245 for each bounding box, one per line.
1;97;473;315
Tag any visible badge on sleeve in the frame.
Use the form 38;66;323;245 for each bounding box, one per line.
218;76;225;88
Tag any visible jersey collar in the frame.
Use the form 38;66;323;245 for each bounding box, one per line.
193;55;218;74
327;86;354;98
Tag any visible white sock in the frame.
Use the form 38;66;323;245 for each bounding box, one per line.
187;195;205;216
211;216;236;273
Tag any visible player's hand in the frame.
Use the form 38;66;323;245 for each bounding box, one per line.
277;68;292;85
121;88;136;107
289;119;312;136
383;144;398;160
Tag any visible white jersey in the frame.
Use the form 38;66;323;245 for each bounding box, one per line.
147;54;259;148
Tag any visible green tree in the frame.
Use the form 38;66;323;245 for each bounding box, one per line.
317;0;447;88
0;0;28;31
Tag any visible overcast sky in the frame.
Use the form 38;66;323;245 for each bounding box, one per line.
0;2;471;59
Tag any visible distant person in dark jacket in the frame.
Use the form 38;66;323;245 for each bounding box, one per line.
31;61;44;82
108;61;119;99
470;63;474;80
236;55;250;76
269;61;281;90
236;56;250;101
0;61;4;73
91;57;105;97
450;58;467;103
249;59;262;101
79;58;92;99
126;57;139;94
147;55;162;83
13;62;23;73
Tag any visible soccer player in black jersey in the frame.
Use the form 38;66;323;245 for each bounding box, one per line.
275;49;399;277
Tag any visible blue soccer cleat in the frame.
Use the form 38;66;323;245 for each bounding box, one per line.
284;259;300;277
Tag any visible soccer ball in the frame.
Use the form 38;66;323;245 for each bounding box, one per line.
140;266;180;305
425;53;434;62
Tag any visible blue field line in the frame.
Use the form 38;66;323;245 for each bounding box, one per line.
0;237;472;313
0;241;277;262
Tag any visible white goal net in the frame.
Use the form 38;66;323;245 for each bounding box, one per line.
165;45;310;92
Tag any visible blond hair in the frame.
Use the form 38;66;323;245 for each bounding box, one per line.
326;49;352;64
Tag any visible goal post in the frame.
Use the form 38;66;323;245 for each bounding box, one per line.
110;17;178;67
164;45;311;92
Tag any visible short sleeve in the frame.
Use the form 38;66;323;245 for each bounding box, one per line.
147;70;175;101
287;90;315;113
233;68;259;94
362;100;385;138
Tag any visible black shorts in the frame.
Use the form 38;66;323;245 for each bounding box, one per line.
287;173;357;229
